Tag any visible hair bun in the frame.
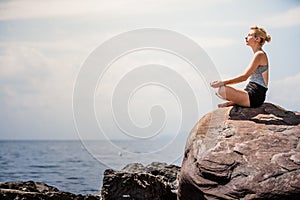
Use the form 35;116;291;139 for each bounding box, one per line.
265;34;271;42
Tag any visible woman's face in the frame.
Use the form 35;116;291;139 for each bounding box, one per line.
245;30;257;46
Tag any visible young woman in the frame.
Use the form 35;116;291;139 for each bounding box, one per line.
210;26;271;108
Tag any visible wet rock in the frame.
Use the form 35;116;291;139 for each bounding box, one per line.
178;103;300;200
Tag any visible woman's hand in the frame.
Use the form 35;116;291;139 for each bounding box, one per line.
210;80;224;88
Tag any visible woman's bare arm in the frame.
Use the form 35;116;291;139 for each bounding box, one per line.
210;51;266;88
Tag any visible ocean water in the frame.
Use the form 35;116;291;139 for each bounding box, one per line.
0;140;185;194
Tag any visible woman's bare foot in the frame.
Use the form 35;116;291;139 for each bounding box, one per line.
218;101;235;108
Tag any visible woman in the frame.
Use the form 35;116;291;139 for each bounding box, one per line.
210;26;271;108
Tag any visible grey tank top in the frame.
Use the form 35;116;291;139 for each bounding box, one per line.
249;65;268;88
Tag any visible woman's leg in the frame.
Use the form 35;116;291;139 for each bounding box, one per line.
216;85;250;107
218;101;235;108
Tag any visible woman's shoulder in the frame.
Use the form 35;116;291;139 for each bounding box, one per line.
253;50;268;63
254;50;266;57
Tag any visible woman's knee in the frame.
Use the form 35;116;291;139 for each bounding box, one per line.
217;86;227;99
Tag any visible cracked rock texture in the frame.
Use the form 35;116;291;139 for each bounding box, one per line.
0;181;100;200
178;103;300;200
101;162;180;200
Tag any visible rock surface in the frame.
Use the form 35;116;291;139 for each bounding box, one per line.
178;103;300;200
0;181;100;200
101;162;180;200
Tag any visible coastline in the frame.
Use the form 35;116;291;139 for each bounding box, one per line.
0;162;181;200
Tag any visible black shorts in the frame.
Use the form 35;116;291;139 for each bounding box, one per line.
244;81;268;108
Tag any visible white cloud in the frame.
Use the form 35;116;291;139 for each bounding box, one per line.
0;0;231;21
0;44;49;76
0;44;75;109
267;73;300;111
0;43;81;139
263;7;300;28
0;0;103;20
194;37;238;48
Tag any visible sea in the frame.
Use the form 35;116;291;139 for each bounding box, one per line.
0;140;185;194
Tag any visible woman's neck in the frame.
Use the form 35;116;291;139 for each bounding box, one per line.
251;44;263;53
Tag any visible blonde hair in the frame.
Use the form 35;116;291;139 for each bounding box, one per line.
250;26;271;45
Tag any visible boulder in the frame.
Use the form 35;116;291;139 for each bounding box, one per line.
0;181;100;200
178;103;300;200
101;162;180;200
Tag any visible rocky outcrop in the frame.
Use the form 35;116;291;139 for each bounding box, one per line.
0;181;100;200
178;103;300;200
0;162;180;200
101;162;180;200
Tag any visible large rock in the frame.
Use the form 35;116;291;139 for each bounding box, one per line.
101;162;180;200
0;181;100;200
178;103;300;200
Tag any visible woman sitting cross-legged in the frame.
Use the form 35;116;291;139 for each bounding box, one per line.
210;25;271;108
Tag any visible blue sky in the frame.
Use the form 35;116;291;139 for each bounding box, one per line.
1;0;300;140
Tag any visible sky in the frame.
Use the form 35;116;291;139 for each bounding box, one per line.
1;0;300;140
